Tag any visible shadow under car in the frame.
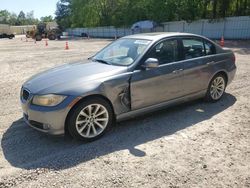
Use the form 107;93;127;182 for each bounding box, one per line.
1;93;236;170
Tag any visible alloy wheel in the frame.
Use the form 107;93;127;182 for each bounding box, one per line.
210;76;225;100
75;104;109;138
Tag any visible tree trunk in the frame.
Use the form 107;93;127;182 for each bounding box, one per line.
213;0;218;19
221;0;228;17
203;0;208;18
236;0;239;15
243;0;248;15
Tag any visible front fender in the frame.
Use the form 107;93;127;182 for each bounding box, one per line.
69;73;133;115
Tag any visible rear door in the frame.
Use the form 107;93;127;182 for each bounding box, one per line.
180;37;216;95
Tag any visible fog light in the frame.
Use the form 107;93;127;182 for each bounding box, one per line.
43;123;50;130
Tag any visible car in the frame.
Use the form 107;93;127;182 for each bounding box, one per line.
0;33;15;39
20;32;236;141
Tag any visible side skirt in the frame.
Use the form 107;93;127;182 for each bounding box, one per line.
116;90;206;122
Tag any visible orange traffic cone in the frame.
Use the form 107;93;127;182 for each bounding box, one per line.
65;41;69;50
220;36;224;47
45;39;48;46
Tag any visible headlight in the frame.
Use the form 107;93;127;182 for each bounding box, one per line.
32;94;66;107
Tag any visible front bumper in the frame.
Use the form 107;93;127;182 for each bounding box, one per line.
21;91;76;135
22;109;69;135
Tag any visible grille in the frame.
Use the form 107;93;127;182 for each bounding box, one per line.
29;120;44;130
22;89;30;101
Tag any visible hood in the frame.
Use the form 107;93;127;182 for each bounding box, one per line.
23;60;128;94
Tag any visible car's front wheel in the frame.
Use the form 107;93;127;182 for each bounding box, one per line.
205;74;226;102
35;34;42;41
67;97;113;141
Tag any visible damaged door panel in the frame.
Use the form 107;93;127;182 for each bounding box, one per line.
119;85;131;109
100;74;132;115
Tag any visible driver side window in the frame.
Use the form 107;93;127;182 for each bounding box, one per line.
147;39;179;65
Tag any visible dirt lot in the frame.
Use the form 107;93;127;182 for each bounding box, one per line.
0;36;249;188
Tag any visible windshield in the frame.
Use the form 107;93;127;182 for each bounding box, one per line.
93;38;151;66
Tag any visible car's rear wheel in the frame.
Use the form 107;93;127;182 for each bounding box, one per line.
48;34;56;40
67;97;113;141
205;74;226;102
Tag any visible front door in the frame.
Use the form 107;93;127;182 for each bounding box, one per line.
130;38;184;110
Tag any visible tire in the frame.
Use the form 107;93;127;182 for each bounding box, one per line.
48;34;56;40
205;74;226;102
9;34;14;39
35;35;42;41
67;97;114;141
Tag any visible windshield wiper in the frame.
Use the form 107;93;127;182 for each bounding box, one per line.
92;58;110;65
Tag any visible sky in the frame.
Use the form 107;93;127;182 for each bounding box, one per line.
1;0;59;19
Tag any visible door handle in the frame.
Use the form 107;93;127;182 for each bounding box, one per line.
172;69;183;74
207;61;215;65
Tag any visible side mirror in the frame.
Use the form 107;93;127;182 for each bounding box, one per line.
142;58;159;70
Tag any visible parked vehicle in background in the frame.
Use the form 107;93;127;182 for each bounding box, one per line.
0;24;15;39
20;32;236;141
81;32;89;38
26;22;61;41
131;20;159;33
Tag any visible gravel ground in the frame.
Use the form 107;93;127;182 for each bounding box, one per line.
0;36;249;188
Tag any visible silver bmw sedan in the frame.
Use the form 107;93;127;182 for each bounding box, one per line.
20;32;236;141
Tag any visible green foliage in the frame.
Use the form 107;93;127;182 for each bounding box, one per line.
40;15;54;23
0;10;17;25
1;0;250;29
55;0;250;29
0;10;39;25
55;0;72;29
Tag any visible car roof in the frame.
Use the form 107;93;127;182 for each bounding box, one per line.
123;32;203;41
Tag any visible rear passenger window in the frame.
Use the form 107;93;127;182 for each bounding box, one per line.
182;39;205;59
204;40;216;55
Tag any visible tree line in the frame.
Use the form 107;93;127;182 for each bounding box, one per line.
0;10;54;25
56;0;250;29
1;0;249;28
